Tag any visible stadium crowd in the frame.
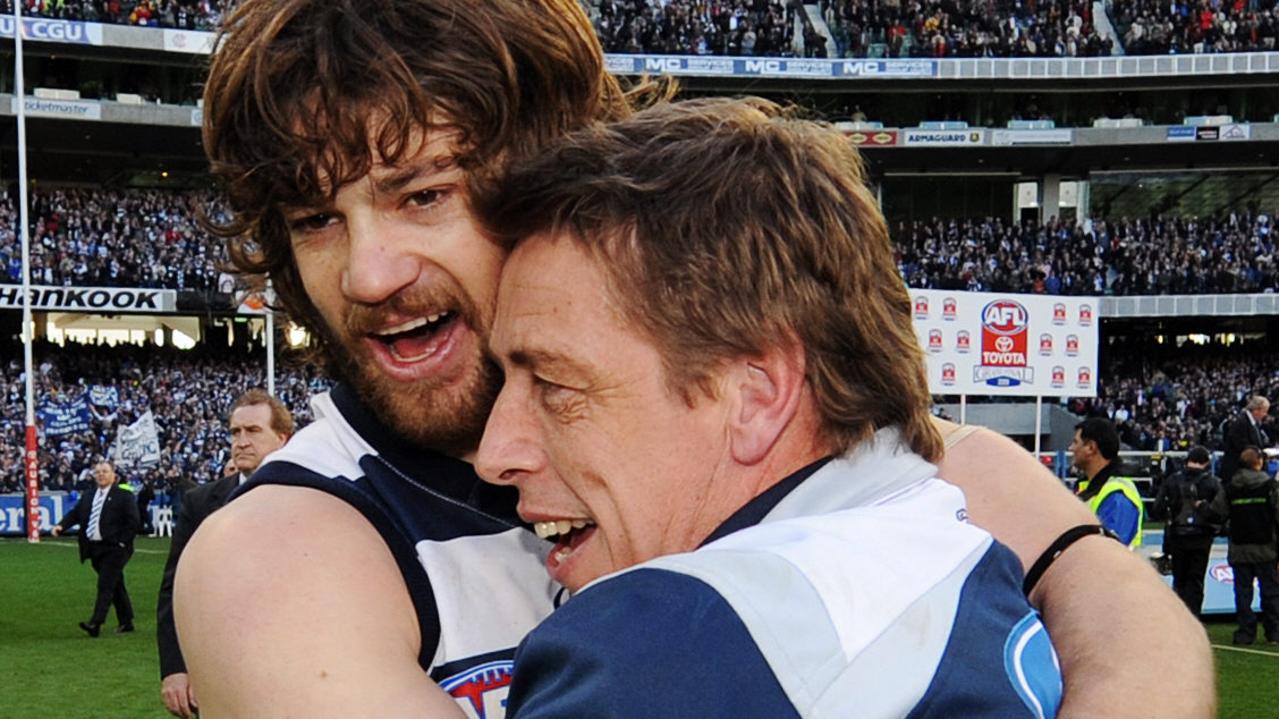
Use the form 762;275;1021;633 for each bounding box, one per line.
2;0;231;29
820;0;1113;58
896;212;1279;295
9;0;1279;56
1070;341;1279;452
0;341;329;496
1;188;230;292
592;0;799;56
1113;0;1279;55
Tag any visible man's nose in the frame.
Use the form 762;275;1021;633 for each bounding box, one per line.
476;383;545;487
341;213;420;305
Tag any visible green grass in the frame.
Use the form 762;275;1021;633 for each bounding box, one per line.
2;538;1277;718
1;537;172;719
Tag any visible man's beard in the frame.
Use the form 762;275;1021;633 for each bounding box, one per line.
344;343;501;457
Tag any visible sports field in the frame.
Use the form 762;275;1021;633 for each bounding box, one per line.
1;537;1274;718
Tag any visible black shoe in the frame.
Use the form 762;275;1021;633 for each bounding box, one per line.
115;623;135;634
1233;636;1254;646
78;622;100;638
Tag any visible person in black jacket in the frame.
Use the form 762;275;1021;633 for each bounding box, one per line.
1207;446;1279;645
156;389;293;718
1219;395;1269;484
1151;445;1221;614
52;460;140;637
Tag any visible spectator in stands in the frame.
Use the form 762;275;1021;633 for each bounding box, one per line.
51;460;140;637
1070;417;1144;546
1206;446;1279;645
1221;395;1270;482
157;388;293;718
1151;445;1222;614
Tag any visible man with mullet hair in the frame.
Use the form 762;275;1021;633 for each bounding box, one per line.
180;0;1211;716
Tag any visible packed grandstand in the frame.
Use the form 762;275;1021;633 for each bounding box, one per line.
0;0;1277;512
12;0;1279;57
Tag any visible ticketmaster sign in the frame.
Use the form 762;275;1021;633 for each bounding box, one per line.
0;285;176;313
9;97;102;121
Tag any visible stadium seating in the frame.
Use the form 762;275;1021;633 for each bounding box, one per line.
1;188;229;292
0;342;330;496
896;214;1279;296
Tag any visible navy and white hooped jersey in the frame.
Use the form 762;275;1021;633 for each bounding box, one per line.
507;429;1063;719
239;384;556;719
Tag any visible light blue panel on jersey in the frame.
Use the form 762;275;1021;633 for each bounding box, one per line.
1003;613;1063;719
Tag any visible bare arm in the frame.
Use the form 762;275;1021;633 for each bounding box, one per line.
933;419;1214;718
175;485;466;718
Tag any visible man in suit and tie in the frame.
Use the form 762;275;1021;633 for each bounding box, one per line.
52;460;140;637
1221;396;1270;482
156;389;294;718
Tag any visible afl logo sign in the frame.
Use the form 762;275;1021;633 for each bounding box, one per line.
956;330;971;353
928;329;944;352
1051;366;1065;388
942;297;958;320
441;660;513;719
975;300;1033;388
1065;335;1079;357
1210;563;1234;584
1077;367;1092;390
914;296;930;319
1079;304;1093;326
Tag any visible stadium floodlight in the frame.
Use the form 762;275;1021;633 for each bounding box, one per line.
14;2;38;543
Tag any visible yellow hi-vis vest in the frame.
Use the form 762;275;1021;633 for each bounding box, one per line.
1079;476;1144;548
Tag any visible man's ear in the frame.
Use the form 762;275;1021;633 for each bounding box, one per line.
726;341;807;466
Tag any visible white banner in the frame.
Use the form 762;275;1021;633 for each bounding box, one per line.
112;411;161;468
162;29;216;54
911;290;1099;397
990;129;1073;145
0;284;176;312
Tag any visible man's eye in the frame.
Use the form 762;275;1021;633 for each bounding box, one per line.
405;188;448;209
287;213;336;233
534;377;584;417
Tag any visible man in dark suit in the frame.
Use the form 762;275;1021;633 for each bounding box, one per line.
52;460;140;637
156;389;293;718
1221;395;1270;482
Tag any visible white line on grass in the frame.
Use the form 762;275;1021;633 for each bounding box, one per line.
1212;644;1279;658
34;541;167;555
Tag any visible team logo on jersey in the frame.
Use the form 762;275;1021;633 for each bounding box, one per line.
1038;333;1053;356
941;363;957;386
1077;367;1092;390
1050;366;1065;389
956;330;971;353
1079;304;1093;326
914;296;930;319
441;660;514;719
975;299;1033;387
928;329;943;353
1051;303;1067;326
1065;335;1079;357
1003;612;1063;719
942;297;958;321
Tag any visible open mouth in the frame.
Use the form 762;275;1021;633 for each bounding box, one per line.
369;311;458;363
533;519;598;567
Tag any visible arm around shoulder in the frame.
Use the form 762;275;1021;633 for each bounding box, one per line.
933;421;1214;718
174;484;464;719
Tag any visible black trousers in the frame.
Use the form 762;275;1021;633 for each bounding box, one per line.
87;543;134;627
1230;560;1279;643
1167;536;1212;615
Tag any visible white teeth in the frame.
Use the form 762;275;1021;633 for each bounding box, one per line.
373;312;447;337
533;519;595;540
554;548;572;564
